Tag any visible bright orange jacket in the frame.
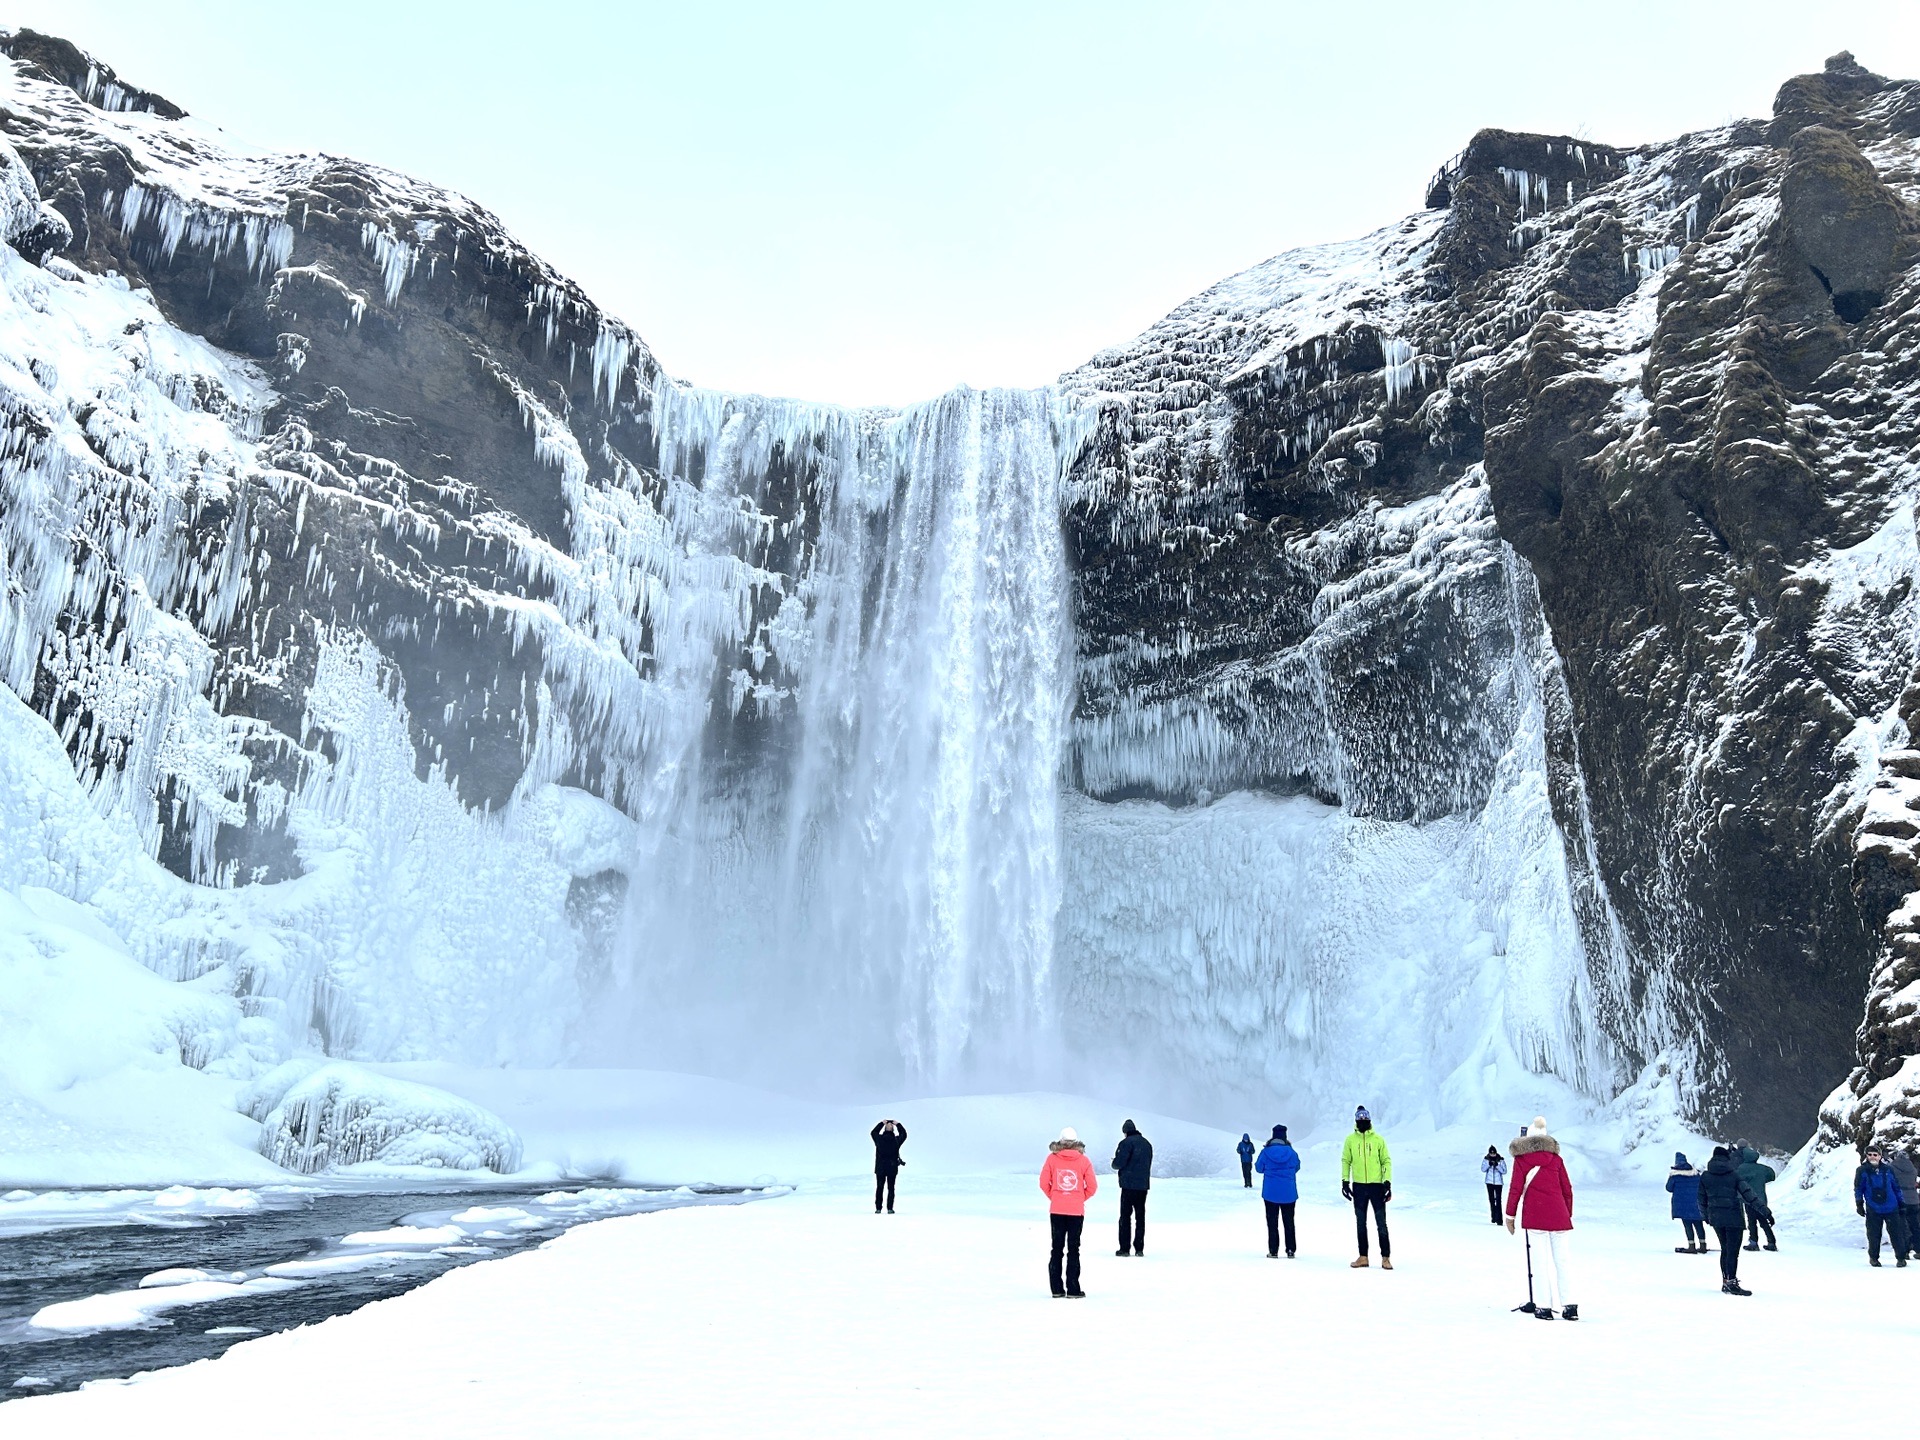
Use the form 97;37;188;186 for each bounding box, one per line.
1039;1145;1099;1216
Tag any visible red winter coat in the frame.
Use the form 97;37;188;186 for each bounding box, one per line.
1040;1143;1099;1216
1505;1135;1574;1231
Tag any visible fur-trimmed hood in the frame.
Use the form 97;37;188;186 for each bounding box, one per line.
1049;1139;1086;1153
1510;1134;1560;1157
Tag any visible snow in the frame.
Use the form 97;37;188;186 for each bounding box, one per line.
1;1138;1887;1437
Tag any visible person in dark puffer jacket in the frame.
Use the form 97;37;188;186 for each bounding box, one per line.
1698;1146;1767;1294
1735;1145;1778;1251
1666;1152;1707;1253
1890;1146;1920;1263
1111;1120;1153;1257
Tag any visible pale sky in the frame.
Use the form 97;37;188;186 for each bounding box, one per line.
6;1;1919;405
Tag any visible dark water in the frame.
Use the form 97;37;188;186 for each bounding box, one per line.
0;1185;758;1398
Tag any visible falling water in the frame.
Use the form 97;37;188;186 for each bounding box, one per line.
594;384;1078;1094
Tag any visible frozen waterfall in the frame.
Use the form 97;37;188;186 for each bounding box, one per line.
590;385;1078;1092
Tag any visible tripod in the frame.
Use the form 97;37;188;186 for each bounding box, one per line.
1513;1228;1536;1314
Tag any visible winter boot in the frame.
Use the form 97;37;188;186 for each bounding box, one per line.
1065;1289;1086;1299
1286;1250;1296;1259
1534;1307;1556;1320
1561;1304;1579;1321
1674;1245;1694;1253
1350;1256;1370;1268
1763;1242;1777;1252
1116;1249;1129;1257
1900;1258;1909;1268
1743;1243;1759;1252
1267;1252;1279;1259
1870;1258;1883;1268
1722;1279;1752;1296
1380;1257;1394;1270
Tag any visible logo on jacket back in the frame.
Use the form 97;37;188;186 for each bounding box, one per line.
1056;1170;1080;1191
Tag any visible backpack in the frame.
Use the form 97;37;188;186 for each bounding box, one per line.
1867;1168;1896;1208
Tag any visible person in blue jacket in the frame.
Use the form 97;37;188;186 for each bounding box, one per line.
1855;1144;1909;1267
1255;1124;1301;1257
1666;1152;1707;1252
1238;1133;1256;1188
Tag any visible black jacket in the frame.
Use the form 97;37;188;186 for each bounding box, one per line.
1697;1153;1764;1228
1112;1133;1153;1191
871;1123;907;1173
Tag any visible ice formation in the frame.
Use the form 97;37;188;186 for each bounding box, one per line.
241;1059;523;1173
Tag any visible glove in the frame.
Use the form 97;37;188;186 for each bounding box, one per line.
1341;1182;1353;1201
1505;1217;1515;1234
1858;1203;1867;1216
1763;1209;1773;1226
1382;1184;1393;1204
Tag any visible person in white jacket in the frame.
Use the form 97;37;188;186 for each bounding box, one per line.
1480;1145;1507;1225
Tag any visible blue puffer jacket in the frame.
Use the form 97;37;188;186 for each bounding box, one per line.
1256;1139;1300;1204
1237;1135;1255;1163
1856;1161;1904;1215
1666;1153;1702;1221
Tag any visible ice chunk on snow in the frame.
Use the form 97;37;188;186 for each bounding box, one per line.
29;1275;300;1333
337;1224;468;1249
250;1062;522;1174
139;1267;245;1288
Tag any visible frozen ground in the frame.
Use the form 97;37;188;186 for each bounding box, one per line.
2;1140;1894;1436
2;1084;1890;1432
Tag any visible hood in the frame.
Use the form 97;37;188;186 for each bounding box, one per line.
1049;1140;1086;1154
1707;1154;1737;1174
1509;1134;1560;1156
1670;1163;1697;1176
1739;1146;1759;1165
1673;1151;1690;1168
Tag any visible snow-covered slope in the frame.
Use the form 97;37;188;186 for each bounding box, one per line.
2;28;1917;1179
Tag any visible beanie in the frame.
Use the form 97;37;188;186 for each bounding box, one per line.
1354;1105;1370;1122
1058;1126;1078;1144
1122;1119;1137;1135
1272;1124;1288;1142
1528;1116;1548;1137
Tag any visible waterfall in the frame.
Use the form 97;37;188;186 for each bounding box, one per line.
591;384;1078;1094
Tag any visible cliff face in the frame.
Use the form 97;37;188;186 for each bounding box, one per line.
3;30;1919;1148
1060;51;1920;1144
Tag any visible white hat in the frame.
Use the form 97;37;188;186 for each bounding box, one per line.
1529;1116;1549;1136
1058;1126;1078;1143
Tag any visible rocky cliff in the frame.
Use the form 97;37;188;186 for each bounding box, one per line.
3;30;1918;1152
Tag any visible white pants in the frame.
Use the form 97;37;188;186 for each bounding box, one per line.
1527;1229;1573;1308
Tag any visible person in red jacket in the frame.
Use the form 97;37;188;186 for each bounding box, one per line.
1040;1127;1098;1298
1506;1115;1578;1321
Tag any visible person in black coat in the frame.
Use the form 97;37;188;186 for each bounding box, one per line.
1697;1145;1768;1295
1112;1119;1154;1257
871;1119;907;1213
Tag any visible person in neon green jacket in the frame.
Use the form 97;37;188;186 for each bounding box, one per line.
1340;1106;1393;1268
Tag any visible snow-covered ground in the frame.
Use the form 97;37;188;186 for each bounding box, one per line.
3;1136;1894;1435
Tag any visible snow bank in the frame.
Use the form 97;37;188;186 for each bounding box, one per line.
246;1061;523;1174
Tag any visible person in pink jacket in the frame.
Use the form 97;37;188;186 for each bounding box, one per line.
1506;1115;1577;1321
1040;1127;1098;1298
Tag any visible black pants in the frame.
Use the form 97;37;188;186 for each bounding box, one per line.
1241;1160;1253;1187
1901;1205;1920;1260
1866;1209;1908;1263
874;1168;897;1211
1265;1199;1297;1257
1485;1184;1503;1223
1118;1188;1147;1255
1682;1217;1706;1246
1049;1213;1084;1294
1351;1182;1390;1258
1743;1202;1775;1248
1713;1221;1743;1281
